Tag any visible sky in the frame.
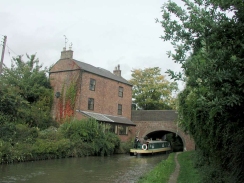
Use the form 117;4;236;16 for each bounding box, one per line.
1;0;184;90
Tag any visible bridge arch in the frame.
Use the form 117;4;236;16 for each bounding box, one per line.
142;128;186;151
131;110;195;151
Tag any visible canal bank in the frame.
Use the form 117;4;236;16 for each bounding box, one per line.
168;152;181;183
137;151;201;183
137;153;176;183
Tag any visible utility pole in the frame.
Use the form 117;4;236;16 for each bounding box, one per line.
0;35;7;75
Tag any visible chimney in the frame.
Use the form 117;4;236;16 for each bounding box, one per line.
60;47;73;59
113;64;121;77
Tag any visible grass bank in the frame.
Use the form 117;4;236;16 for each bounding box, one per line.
137;153;176;183
177;151;201;183
137;151;201;183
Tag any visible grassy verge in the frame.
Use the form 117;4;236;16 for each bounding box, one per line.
137;153;176;183
177;151;201;183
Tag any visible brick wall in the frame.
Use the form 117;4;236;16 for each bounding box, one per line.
50;59;81;121
76;71;132;119
50;58;132;122
131;110;195;151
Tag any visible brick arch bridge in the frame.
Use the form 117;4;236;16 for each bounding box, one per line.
131;110;195;151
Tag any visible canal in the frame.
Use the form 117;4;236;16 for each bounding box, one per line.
0;154;168;183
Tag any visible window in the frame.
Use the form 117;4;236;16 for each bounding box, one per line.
105;124;118;134
118;86;123;97
89;79;96;91
118;104;122;115
118;125;128;135
88;98;94;110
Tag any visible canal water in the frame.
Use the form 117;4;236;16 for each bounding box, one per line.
0;154;168;183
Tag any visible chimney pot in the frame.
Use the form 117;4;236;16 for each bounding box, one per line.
60;48;73;59
113;64;121;77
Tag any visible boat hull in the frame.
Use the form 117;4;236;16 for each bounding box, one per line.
130;140;172;156
130;147;171;156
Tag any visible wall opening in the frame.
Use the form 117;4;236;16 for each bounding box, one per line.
144;130;184;152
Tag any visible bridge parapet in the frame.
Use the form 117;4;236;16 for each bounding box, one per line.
132;110;177;122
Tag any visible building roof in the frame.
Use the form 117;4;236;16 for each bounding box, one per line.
76;110;136;126
72;59;132;86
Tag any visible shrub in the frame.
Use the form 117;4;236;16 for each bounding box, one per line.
115;141;133;154
38;126;62;140
0;140;13;163
32;138;71;160
60;118;120;156
0;123;16;143
14;124;38;144
0;118;122;164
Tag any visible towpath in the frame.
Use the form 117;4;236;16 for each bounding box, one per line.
168;152;181;183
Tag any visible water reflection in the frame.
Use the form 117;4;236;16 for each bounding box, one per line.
0;154;168;183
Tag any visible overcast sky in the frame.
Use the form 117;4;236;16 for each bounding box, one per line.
1;0;184;89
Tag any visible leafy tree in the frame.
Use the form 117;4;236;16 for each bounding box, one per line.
158;0;244;182
0;54;55;129
129;67;178;110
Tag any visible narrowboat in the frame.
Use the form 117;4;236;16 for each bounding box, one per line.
130;140;171;156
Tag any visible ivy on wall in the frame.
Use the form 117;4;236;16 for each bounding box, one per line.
57;81;78;122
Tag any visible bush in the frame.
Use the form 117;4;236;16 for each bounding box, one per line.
0;118;122;164
115;141;133;154
193;150;238;183
69;141;94;157
0;123;16;143
38;126;61;140
59;118;120;156
14;124;38;144
32;138;71;160
0;140;13;163
10;143;33;162
0;112;14;124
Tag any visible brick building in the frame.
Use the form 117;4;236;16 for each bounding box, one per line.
49;48;136;141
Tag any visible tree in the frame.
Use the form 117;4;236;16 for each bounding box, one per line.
158;0;244;182
129;67;178;110
0;54;55;129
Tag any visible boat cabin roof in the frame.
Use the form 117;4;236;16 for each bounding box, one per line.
146;140;168;144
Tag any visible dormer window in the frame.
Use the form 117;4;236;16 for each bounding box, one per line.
89;79;96;91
